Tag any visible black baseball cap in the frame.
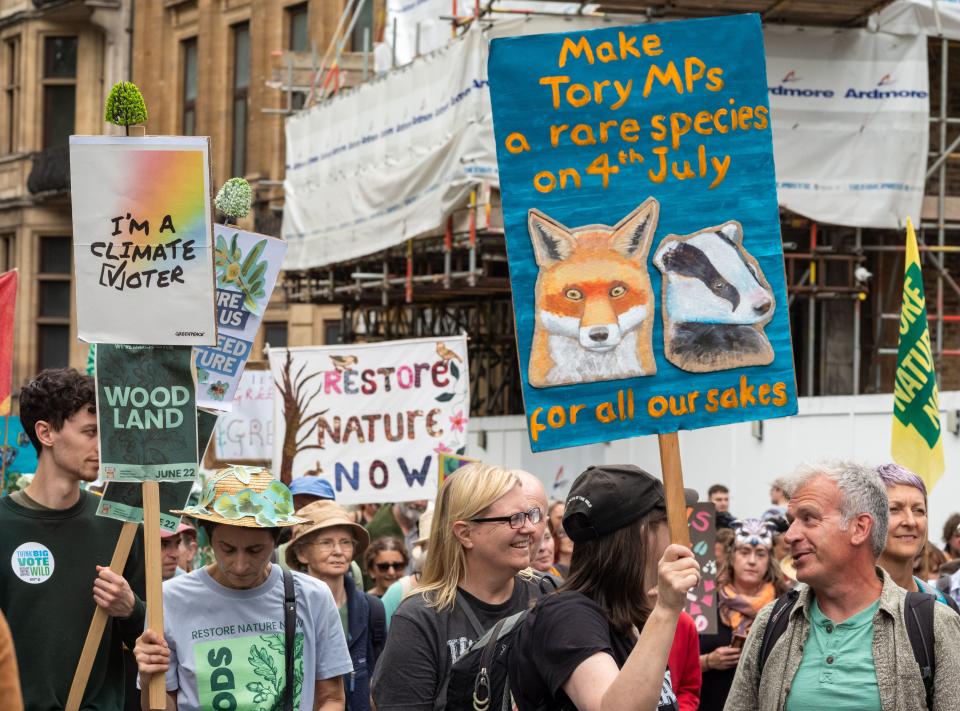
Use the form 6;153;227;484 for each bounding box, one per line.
562;464;698;543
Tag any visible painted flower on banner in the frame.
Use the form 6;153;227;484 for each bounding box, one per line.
449;411;468;433
207;381;228;400
434;442;453;455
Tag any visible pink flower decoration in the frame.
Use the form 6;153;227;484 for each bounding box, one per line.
434;442;453;455
449;410;468;433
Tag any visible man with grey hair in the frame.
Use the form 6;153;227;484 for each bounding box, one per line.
725;461;960;711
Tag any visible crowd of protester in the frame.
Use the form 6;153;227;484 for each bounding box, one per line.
2;367;960;710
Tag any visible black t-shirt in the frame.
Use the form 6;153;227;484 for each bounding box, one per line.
509;591;678;711
697;618;736;711
371;575;543;711
0;490;146;711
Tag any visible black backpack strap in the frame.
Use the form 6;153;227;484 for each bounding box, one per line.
283;568;297;711
757;589;800;680
537;572;560;594
456;590;487;639
905;591;936;710
369;593;387;649
473;617;508;711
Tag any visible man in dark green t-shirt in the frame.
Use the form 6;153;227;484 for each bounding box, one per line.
0;369;146;711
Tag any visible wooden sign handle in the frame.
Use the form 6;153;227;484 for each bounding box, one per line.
658;432;691;547
143;481;168;709
65;521;139;711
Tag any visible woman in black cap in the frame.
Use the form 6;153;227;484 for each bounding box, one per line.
508;464;700;711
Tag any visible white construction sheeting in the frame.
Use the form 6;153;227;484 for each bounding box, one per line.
869;0;960;40
765;26;929;229
283;28;495;270
384;1;600;68
283;20;932;269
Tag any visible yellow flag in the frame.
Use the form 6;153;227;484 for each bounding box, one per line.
891;218;945;489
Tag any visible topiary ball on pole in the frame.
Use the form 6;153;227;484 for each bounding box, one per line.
104;82;148;135
215;177;253;225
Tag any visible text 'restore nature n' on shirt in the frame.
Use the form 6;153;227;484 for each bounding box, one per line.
158;564;353;711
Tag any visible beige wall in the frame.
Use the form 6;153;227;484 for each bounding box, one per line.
0;0;352;399
0;4;123;392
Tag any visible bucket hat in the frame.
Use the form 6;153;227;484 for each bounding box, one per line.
174;464;307;528
285;500;370;569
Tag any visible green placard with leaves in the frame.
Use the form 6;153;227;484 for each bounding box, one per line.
96;344;198;482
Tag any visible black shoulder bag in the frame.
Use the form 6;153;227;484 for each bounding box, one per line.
283;568;297;711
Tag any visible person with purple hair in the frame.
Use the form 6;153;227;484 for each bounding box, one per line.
876;463;955;608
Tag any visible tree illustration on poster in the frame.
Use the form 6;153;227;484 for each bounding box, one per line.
275;349;325;485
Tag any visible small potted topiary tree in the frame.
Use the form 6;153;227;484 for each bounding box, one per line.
214;177;253;225
104;81;148;135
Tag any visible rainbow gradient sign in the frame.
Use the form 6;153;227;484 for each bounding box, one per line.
69;136;217;345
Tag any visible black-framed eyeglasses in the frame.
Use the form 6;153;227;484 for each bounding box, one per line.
470;507;542;530
375;561;405;572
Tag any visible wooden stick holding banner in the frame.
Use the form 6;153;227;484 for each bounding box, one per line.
143;481;167;709
658;432;691;547
64;521;138;711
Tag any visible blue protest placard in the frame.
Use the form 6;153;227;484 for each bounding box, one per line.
488;14;797;452
1;416;39;493
194;226;286;411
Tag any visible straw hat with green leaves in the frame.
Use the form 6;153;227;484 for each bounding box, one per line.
175;465;308;528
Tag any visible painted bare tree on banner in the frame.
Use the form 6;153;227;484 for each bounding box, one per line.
274;350;325;485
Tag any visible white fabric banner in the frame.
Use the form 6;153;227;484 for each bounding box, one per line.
869;0;960;40
764;26;929;228
269;337;470;504
212;368;275;462
283;28;495;270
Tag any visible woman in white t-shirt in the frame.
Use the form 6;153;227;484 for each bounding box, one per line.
133;465;354;711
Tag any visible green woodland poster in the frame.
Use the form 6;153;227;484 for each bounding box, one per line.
96;344;199;482
97;411;219;529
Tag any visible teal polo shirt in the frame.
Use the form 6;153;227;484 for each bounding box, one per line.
785;598;882;711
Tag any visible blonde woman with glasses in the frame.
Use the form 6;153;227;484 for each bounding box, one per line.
371;462;548;711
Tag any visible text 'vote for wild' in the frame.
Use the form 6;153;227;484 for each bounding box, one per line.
488;14;798;451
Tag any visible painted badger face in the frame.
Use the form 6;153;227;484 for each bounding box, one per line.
653;222;774;326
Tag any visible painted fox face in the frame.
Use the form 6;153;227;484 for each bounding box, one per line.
529;200;658;354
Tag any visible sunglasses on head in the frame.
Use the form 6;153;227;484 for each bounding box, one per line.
375;561;405;572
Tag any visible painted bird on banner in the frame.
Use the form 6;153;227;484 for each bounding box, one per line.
0;270;17;416
891;219;944;489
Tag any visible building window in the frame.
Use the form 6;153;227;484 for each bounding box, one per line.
42;36;77;149
264;321;288;348
324;319;342;345
0;233;14;272
231;23;250;177
37;236;71;371
181;37;198;135
350;1;374;52
288;4;308;52
3;36;20;154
